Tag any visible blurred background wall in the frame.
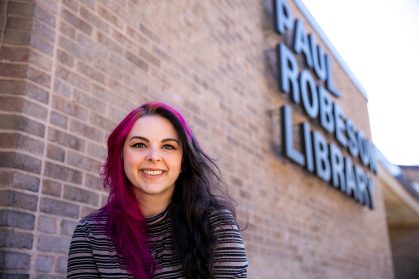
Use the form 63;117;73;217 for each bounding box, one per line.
1;0;417;278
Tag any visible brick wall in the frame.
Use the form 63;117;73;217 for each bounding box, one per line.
0;0;394;278
388;225;419;279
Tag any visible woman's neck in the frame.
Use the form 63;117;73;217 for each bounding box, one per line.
135;188;174;218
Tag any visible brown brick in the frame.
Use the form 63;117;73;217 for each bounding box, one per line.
48;127;85;151
140;47;160;68
69;120;103;142
230;176;243;187
97;5;123;29
0;170;40;192
0;190;38;211
3;31;31;45
0;114;45;137
28;48;53;71
111;29;136;51
44;162;82;184
35;255;54;272
50;110;68;129
96;31;123;54
59;21;75;39
56;49;74;67
0;132;44;156
0;1;5;14
36;0;59;14
62;0;78;12
53;79;72;97
126;25;148;44
51;95;88;120
56;256;68;273
101;194;108;207
36;235;71;253
108;106;126;122
0;210;35;229
85;173;104;190
55;64;90;90
0;96;48;120
152;46;171;64
25;81;50;104
0;230;33;249
61;8;92;35
34;5;56;27
40;197;79;218
6;16;33;32
6;2;35;17
0;251;30;269
76;61;105;84
0;63;28;78
89;112;117;131
87;143;107;160
33;20;55;42
239;190;251;199
80;6;109;33
60;219;78;236
42;179;62;197
0;152;42;174
109;52;135;74
58;35;92;62
91;84;121;107
193;116;208;129
0;80;26;94
0;46;30;62
73;90;106;113
107;79;138;100
139;24;160;44
81;205;96;218
125;50;148;72
92;56;122;79
67;151;101;172
47;144;65;162
78;33;107;56
27;65;51;88
30;34;54;55
38;215;57;233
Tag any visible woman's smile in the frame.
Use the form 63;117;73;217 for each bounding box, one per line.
123;116;183;199
141;169;165;178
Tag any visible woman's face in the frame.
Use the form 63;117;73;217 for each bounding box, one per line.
123;116;183;201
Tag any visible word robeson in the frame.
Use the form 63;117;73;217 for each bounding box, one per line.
274;0;376;209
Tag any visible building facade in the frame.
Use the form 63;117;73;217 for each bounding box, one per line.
0;0;400;278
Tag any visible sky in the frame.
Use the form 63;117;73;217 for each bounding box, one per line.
300;0;419;166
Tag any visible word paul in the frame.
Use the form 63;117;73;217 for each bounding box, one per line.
274;0;376;209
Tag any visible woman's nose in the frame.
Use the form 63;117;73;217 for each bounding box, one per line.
146;146;161;162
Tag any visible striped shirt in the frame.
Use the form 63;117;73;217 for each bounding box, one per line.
67;208;248;278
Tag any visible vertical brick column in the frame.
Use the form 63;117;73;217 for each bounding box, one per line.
1;0;110;277
0;1;56;278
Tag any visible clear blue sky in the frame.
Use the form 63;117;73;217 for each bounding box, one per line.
301;0;419;166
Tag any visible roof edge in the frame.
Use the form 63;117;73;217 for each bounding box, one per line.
293;0;369;101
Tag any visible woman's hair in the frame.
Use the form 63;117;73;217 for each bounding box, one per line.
100;102;237;279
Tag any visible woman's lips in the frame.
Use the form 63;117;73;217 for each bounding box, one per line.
140;169;165;179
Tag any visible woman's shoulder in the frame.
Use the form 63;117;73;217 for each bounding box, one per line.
75;207;109;235
207;205;238;230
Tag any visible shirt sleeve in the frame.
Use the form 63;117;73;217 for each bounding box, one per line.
67;220;101;279
210;209;248;279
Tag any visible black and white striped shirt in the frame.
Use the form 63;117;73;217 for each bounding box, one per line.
67;208;248;278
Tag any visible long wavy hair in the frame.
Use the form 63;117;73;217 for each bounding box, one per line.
100;102;237;279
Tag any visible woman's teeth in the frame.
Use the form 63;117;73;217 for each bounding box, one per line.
142;170;163;175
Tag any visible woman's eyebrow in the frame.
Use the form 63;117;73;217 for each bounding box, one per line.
128;136;179;145
161;138;180;145
129;136;149;142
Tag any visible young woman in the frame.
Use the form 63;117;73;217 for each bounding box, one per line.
67;102;248;279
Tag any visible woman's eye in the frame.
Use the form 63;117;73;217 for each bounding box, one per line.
132;143;146;148
162;144;175;150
